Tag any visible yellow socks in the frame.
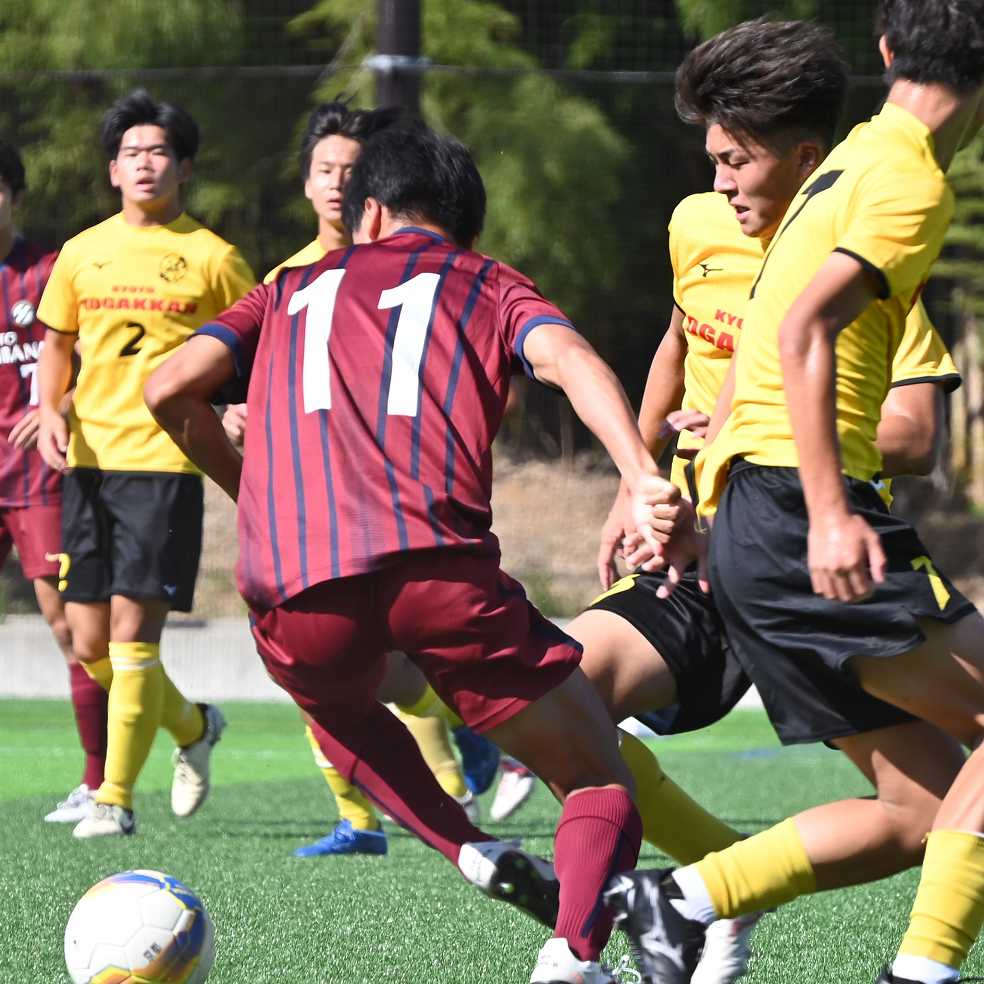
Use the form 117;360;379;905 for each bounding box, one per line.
398;711;468;799
691;817;817;919
81;656;114;691
303;725;380;831
161;675;205;748
619;730;743;864
99;642;165;810
396;683;464;729
895;830;984;973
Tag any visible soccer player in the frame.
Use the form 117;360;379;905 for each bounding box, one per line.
0;139;109;823
145;124;682;984
225;101;498;857
35;89;256;839
607;4;984;983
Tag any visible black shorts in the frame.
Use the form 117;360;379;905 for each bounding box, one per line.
709;461;977;746
61;468;204;612
586;570;750;734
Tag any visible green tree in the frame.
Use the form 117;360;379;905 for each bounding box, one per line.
289;0;629;323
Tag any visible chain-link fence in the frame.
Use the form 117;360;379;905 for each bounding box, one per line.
3;0;983;633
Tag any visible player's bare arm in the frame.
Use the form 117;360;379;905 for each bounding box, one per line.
778;250;887;604
144;335;243;501
876;382;944;478
520;320;680;557
36;328;76;472
597;306;688;587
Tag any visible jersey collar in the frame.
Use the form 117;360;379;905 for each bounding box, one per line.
393;226;448;243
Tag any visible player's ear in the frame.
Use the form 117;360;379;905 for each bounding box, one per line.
11;189;25;212
109;159;121;190
796;140;823;180
879;35;894;68
364;197;384;241
176;158;192;184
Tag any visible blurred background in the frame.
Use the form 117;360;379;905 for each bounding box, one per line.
3;0;984;637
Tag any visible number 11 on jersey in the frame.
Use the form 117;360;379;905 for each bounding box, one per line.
290;269;441;416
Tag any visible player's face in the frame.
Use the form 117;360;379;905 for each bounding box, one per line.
109;125;190;206
0;179;23;233
706;124;815;240
305;135;363;229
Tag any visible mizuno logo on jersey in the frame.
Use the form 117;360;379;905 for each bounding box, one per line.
699;262;724;278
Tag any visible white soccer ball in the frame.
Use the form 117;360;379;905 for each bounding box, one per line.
65;870;214;984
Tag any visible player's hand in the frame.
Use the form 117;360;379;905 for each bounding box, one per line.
627;497;710;596
38;408;69;472
597;481;633;589
629;472;680;557
807;511;886;603
8;409;40;450
657;409;712;443
222;403;247;448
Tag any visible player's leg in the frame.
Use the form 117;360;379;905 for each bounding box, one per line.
570;601;745;861
846;613;984;983
35;575;107;819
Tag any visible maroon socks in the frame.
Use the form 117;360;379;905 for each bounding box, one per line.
553;787;643;962
69;662;108;790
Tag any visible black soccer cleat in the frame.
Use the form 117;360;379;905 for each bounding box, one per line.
604;868;707;984
459;840;560;929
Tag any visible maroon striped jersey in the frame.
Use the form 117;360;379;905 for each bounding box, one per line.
197;228;575;611
0;239;60;507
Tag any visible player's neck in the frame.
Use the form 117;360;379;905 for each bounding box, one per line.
886;79;983;173
0;222;18;264
317;218;350;253
120;195;184;228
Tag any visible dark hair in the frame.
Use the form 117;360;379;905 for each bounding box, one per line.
98;89;200;161
0;140;25;195
675;18;849;153
298;100;405;180
342;127;486;249
876;0;984;93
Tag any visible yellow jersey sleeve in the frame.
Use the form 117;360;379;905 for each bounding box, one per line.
39;212;255;474
263;239;326;285
891;299;959;391
667;193;766;491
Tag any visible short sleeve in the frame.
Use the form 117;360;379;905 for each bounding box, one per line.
212;246;258;312
192;282;271;399
37;247;80;334
891;299;960;392
834;172;952;301
668;204;684;308
496;264;577;378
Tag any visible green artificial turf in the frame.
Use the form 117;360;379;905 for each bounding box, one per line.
1;699;979;983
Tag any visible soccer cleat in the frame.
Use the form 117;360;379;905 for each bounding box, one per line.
44;784;96;823
875;968;984;984
292;819;388;857
490;757;537;821
604;868;707;984
171;703;226;818
72;802;136;839
455;790;482;822
459;840;560;929
691;911;766;984
529;937;632;984
452;725;500;795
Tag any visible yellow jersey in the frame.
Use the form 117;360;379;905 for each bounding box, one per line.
38;212;256;473
696;102;953;516
263;239;326;285
668;192;766;489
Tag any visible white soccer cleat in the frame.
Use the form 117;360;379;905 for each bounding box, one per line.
45;784;96;823
530;938;633;984
691;911;765;984
459;840;560;928
72;802;136;839
490;756;537;821
455;790;482;822
171;704;226;818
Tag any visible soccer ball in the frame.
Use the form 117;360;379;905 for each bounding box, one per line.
64;870;214;984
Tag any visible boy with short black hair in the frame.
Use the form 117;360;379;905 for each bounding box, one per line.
36;88;256;838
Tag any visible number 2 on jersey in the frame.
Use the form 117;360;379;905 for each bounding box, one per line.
290;269;441;416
